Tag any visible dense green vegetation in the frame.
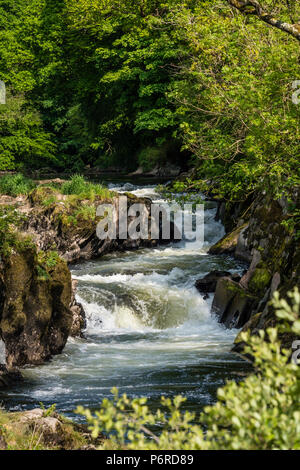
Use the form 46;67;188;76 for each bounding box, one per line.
0;2;299;451
77;288;300;450
0;173;36;196
0;0;299;200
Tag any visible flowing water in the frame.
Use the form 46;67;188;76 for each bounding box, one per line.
0;184;249;420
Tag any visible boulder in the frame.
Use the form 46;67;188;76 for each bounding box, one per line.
0;408;102;450
70;280;86;338
212;277;255;329
195;271;241;294
209;223;251;261
0;364;23;389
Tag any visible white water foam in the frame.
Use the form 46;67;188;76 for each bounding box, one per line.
0;183;246;418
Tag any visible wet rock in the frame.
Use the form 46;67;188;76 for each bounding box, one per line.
70;280;86;338
212;277;255;329
0;364;23;388
209;223;251;261
195;271;241;294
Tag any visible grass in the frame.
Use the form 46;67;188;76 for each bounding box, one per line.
0;173;113;202
0;173;36;196
61;174;112;201
0;408;89;450
74;204;96;221
41;194;58;207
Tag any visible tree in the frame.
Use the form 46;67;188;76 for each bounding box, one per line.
0;0;56;170
168;1;300;200
226;0;300;41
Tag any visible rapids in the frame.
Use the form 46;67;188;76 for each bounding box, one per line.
0;184;249;419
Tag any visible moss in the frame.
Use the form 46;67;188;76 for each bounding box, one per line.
248;266;272;295
0;241;72;366
29;186;59;206
59;207;97;235
0;312;27;335
226;281;249;298
0;207;29;257
209;223;248;255
14;234;36;253
0;409;95;450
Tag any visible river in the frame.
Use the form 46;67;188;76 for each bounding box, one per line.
0;183;249;420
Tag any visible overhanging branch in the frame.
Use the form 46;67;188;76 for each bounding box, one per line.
226;0;300;42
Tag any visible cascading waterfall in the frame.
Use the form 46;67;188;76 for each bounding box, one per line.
0;184;249;419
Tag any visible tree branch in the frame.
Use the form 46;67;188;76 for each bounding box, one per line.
226;0;300;42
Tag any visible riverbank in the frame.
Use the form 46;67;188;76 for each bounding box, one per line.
206;190;299;350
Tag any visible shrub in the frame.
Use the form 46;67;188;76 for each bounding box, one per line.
37;250;60;270
61;175;88;195
0;173;36;196
77;288;300;450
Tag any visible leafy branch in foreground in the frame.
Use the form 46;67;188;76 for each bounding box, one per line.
77;288;300;450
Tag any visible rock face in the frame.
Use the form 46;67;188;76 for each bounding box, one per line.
0;187;178;372
209;191;300;347
209;223;251;262
25;188;177;263
0;243;73;368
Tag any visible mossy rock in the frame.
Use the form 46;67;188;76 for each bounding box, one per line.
248;266;272;296
29;186;59;206
0;408;101;450
209;223;248;255
0;244;73;367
